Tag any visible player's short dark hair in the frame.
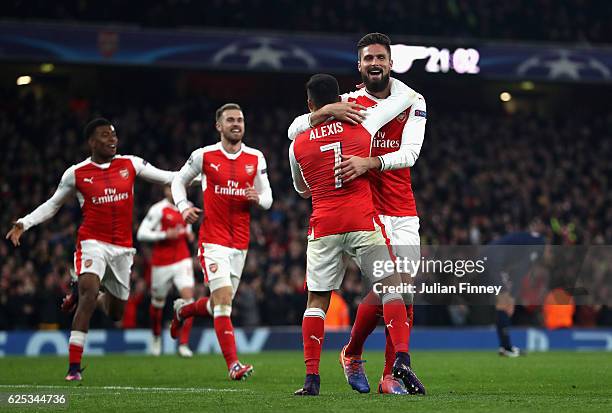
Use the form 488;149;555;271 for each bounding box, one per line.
306;74;340;109
357;32;392;59
215;103;242;121
84;118;112;140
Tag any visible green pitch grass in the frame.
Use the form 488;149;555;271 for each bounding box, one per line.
1;351;611;412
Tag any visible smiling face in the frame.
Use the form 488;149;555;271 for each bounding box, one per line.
358;44;393;94
89;124;118;159
216;108;245;144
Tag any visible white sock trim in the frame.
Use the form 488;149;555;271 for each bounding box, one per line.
382;292;403;305
213;304;232;318
151;297;166;309
304;307;326;320
69;330;87;347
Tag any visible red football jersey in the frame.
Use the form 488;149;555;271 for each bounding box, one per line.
346;90;418;217
73;157;136;247
141;199;191;266
178;143;269;250
292;121;377;238
18;155;175;249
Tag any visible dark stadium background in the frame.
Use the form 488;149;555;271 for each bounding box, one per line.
1;1;611;334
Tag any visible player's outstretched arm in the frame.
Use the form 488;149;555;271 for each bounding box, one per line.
336;79;419;182
6;167;76;246
361;78;418;135
378;95;426;171
129;156;175;185
248;152;273;209
337;94;426;182
288;142;311;199
287;102;367;140
172;150;203;224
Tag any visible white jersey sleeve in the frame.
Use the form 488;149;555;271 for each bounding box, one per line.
361;78;418;136
287;93;353;141
253;152;273;210
128;155;175;185
378;95;427;171
136;202;167;242
17;166;76;231
288;141;311;198
287;113;311;141
172;149;204;213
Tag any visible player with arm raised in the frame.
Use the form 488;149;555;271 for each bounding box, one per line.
137;186;196;358
291;73;421;396
170;103;272;381
288;33;427;395
5;118;176;381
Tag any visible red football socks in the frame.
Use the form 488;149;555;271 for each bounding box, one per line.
68;330;86;367
179;317;194;345
213;308;238;368
345;291;381;357
179;297;210;319
382;303;413;375
382;299;410;353
69;344;83;365
149;305;163;337
302;308;326;375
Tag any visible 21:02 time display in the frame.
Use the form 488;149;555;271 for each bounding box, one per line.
391;44;481;75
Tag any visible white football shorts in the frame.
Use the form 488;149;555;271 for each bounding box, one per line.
377;215;421;271
306;220;395;292
74;239;136;301
151;257;195;299
199;243;247;295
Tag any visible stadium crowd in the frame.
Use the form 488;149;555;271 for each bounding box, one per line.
5;0;611;44
1;82;611;331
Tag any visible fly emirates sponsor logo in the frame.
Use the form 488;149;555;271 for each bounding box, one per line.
372;131;400;149
92;187;129;205
310;122;344;140
215;179;247;196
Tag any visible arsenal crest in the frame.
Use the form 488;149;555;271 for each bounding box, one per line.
209;263;218;273
245;164;255;176
396;110;408;123
119;168;129;179
84;259;93;268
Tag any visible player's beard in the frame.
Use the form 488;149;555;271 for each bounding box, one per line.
222;130;243;145
361;70;390;93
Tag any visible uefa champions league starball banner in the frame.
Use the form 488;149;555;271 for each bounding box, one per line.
1;22;612;82
1;327;611;356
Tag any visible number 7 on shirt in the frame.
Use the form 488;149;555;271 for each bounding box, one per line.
320;142;343;189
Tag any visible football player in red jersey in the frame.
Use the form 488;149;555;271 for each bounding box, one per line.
6;118;177;381
137;186;196;357
288;33;427;395
171;103;272;381
290;74;422;396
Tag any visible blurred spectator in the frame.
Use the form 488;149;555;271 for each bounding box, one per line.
543;288;575;329
325;291;350;331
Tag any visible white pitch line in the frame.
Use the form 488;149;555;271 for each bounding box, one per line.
0;384;245;393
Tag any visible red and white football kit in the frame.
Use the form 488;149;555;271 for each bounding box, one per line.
17;155;175;300
288;81;427;259
289;77;428;385
137;197;195;348
172;142;272;293
137;198;194;299
289;78;419;292
290;78;419;379
172;141;272;372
